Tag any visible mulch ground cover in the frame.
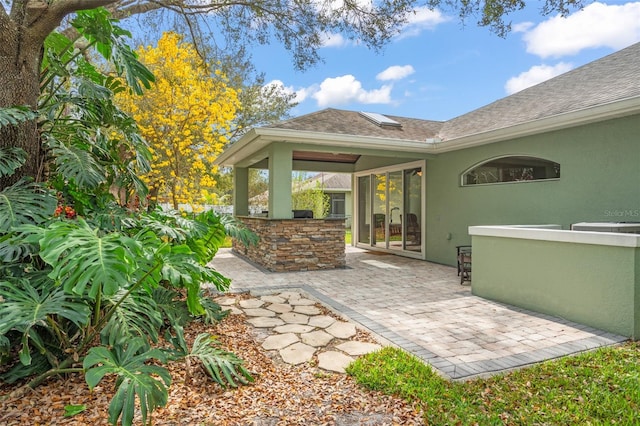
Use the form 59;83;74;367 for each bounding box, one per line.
0;299;424;425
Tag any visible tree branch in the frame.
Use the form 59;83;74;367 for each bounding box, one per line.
28;0;119;40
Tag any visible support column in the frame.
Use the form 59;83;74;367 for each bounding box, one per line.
268;143;293;219
233;166;249;216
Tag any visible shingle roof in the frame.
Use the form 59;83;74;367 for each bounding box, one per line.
265;42;640;144
269;108;443;142
439;42;640;140
297;173;351;191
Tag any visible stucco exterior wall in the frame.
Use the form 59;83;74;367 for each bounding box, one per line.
233;217;346;272
470;226;640;338
425;114;640;266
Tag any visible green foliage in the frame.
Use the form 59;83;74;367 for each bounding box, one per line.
40;219;139;299
347;344;640;424
0;106;38;128
64;404;88;417
84;339;170;425
219;213;259;248
0;147;27;178
101;288;163;346
0;279;90;366
0;9;257;426
165;326;253;387
292;187;330;219
188;333;254;387
71;8;155;95
0;179;57;231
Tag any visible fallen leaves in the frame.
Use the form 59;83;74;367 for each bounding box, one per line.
0;305;423;425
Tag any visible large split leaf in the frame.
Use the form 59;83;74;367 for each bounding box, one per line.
39;220;138;299
46;136;107;189
188;333;253;388
0;180;57;231
0;279;90;366
0;147;26;178
84;339;170;426
0;106;38;128
101;288;163;346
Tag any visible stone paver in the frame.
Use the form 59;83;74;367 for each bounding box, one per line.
262;333;299;350
301;330;334;347
261;295;286;304
288;297;316;306
280;343;316;365
318;351;354;373
336;341;382;356
308;315;336;328
273;324;315;334
280;312;310;324
326;322;357;339
293;305;322;315
239;299;264;309
246;317;285;328
212;247;627;380
243;308;276;317
217;297;237;306
265;303;293;314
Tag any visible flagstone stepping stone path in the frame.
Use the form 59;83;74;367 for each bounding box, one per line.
215;291;383;373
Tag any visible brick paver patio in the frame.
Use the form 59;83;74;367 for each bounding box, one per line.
210;246;626;380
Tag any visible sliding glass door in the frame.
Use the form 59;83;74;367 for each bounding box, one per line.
356;162;424;256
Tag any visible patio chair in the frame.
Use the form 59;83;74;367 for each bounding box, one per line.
456;245;471;284
406;213;421;244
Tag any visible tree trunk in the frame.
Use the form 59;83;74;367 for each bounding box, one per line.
0;21;44;190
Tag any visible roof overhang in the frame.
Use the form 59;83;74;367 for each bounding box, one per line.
429;96;640;153
214;128;435;167
216;96;640;167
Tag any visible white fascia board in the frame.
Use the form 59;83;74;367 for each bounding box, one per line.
214;127;434;166
216;96;640;166
469;225;640;248
432;96;640;153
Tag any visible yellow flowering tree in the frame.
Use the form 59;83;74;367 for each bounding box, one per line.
117;32;239;209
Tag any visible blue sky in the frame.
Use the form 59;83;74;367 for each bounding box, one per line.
250;1;640;121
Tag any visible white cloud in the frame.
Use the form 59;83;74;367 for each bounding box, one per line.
263;80;311;103
512;21;534;33
397;6;449;39
312;75;392;107
376;65;415;81
522;2;640;58
320;32;349;48
504;62;573;94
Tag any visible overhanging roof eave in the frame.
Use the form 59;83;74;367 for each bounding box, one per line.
214;127;436;167
432;96;640;153
215;95;640;166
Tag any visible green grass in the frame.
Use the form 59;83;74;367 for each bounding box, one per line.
346;343;640;424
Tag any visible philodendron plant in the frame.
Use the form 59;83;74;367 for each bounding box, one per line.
0;8;257;425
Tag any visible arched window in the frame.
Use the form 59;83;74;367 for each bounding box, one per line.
461;156;560;186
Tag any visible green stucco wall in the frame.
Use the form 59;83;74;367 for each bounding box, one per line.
425;115;640;266
471;233;640;338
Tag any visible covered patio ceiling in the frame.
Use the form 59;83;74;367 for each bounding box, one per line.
214;127;435;173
